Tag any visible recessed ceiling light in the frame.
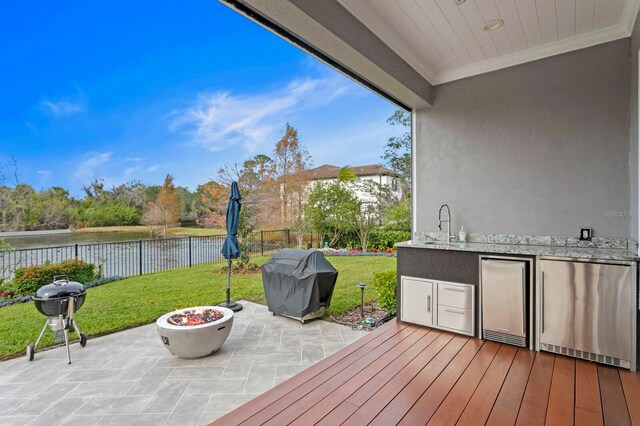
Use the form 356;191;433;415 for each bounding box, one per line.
483;19;504;31
454;0;466;5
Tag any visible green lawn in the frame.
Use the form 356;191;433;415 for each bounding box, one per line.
167;227;227;236
0;256;395;359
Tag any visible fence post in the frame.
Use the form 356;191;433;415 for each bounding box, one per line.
260;231;264;256
74;243;78;259
188;236;192;268
139;239;143;276
286;229;291;246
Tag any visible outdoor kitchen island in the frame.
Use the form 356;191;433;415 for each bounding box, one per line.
396;238;639;371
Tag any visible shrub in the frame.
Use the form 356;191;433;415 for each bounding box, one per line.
372;270;397;314
368;230;411;250
332;229;410;251
11;259;96;295
86;202;141;227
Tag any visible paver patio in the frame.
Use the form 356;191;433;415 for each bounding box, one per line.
0;301;367;425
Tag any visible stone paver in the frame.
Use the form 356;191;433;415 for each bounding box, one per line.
0;301;367;425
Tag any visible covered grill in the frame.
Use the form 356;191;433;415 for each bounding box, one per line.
262;249;338;323
28;275;87;364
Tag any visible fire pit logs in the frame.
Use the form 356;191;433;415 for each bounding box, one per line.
156;306;234;359
167;308;224;326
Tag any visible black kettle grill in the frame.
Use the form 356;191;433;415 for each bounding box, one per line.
28;275;87;364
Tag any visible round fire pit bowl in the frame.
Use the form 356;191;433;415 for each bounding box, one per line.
156;306;234;359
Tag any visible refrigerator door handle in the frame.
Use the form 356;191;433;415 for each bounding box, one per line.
540;271;544;334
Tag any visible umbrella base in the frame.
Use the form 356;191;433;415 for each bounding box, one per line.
218;301;243;312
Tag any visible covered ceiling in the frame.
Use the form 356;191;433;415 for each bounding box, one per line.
338;0;640;84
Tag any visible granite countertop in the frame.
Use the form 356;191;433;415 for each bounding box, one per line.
396;240;639;262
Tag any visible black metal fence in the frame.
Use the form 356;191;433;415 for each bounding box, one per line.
0;229;315;280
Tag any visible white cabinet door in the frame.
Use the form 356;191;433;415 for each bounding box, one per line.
401;277;433;327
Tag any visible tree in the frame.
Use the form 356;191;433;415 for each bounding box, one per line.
196;180;227;227
385;197;411;231
348;179;398;251
175;186;197;220
31;187;74;230
142;174;181;237
216;159;266;230
271;124;311;226
381;110;411;184
84;202;140;227
305;182;359;247
336;165;357;184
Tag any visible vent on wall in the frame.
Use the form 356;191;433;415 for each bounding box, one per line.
484;329;526;347
540;343;630;369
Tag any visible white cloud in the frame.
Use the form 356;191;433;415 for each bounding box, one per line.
169;74;354;153
125;166;140;176
41;99;85;117
73;151;112;182
147;165;160;172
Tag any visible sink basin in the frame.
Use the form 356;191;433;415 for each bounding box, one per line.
419;241;461;247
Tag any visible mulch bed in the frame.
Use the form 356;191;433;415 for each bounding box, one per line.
216;265;262;275
331;302;392;330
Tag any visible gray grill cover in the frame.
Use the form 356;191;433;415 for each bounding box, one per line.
262;249;338;318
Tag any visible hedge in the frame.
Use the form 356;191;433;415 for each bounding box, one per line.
332;229;411;250
9;259;97;295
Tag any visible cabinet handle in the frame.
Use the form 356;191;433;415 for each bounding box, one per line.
540;272;544;334
427;295;431;313
444;308;465;314
443;286;465;293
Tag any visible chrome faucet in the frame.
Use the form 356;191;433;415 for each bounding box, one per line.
438;204;455;242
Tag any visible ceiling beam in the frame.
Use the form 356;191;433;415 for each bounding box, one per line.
219;0;434;108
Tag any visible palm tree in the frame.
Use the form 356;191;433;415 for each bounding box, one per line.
336;166;357;184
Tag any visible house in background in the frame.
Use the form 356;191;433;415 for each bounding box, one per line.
307;163;404;203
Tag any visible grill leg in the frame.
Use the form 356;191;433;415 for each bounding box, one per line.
72;319;81;336
34;319;49;350
64;329;71;364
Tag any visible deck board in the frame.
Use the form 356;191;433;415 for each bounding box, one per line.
317;332;455;426
575;360;603;426
291;330;441;426
515;351;555;426
486;348;536;426
212;320;640;426
598;365;632;426
620;369;640;425
545;355;575;425
263;327;429;425
242;325;417;425
345;335;470;426
425;340;500;425
457;344;518;425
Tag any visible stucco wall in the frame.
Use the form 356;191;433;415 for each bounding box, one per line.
415;39;632;239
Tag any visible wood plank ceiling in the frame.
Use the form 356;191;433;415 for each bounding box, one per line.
337;0;640;84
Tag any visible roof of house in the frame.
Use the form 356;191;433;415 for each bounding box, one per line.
307;164;399;180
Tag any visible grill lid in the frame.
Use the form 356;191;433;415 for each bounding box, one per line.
34;276;86;301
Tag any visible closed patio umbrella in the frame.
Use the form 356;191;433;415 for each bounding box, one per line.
219;181;243;312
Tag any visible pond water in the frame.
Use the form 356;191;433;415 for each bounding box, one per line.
3;232;154;249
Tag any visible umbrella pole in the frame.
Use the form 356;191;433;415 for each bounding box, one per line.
219;258;243;312
226;259;232;305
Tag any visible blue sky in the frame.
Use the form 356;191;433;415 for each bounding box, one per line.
0;0;402;197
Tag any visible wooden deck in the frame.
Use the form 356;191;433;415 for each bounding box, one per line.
212;320;640;425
